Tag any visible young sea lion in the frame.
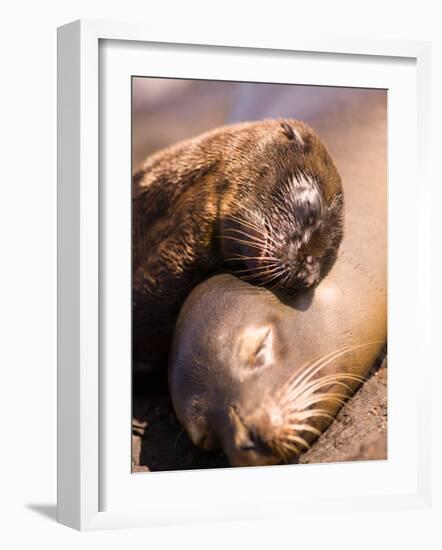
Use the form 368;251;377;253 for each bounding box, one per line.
168;94;387;466
133;119;343;363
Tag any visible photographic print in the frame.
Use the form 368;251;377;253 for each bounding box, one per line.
131;78;387;472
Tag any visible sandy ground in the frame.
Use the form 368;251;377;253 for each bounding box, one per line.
132;357;387;472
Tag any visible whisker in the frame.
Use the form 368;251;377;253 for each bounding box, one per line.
235;204;264;221
220;235;267;249
225;213;263;231
283;373;365;406
293;393;348;411
285;346;358;392
284;433;311;450
278;441;300;456
250;343;381;463
240;267;286;282
231;262;283;275
288;409;335;422
225;222;281;252
225;254;280;262
256;270;286;287
279;341;381;399
276;346;354;400
229;208;281;249
286;423;322;437
222;227;269;247
275;271;292;289
269;278;284;290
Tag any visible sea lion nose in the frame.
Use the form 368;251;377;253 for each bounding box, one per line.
306;262;321;286
285;240;301;264
296;258;320;288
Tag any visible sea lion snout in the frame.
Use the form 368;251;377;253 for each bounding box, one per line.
225;404;282;467
295;258;321;289
218;164;342;293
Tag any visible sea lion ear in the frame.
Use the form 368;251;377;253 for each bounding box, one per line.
280;122;305;149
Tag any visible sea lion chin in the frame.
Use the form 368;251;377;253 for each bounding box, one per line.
132;119;343;363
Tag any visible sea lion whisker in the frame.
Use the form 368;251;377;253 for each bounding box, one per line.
224;218;281;249
220;235;269;249
284;434;311;449
280;341;381;397
278;441;300;457
292;341;381;390
301;372;365;390
276;447;293;463
285;423;322;437
221;234;268;252
256;270;286;287
235;203;266;222
276;346;355;400
283;345;355;387
265;270;290;289
269;278;285;290
232;263;279;279
232;208;283;249
222;226;269;247
241;269;286;283
225;212;263;230
231;262;284;275
292;390;349;408
225;254;281;262
293;393;348;411
238;265;286;278
285;346;360;391
283;373;364;405
247;268;286;285
298;378;357;396
291;382;351;410
284;371;364;396
289;409;335;421
276;271;292;289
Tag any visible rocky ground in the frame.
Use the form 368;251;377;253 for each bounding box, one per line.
132;358;387;472
300;358;387;464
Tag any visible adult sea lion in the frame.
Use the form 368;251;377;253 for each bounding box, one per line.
168;93;387;467
132;119;343;363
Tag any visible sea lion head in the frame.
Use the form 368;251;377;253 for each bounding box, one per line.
219;119;344;293
169;274;365;467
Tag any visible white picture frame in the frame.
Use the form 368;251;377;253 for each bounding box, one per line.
57;19;432;531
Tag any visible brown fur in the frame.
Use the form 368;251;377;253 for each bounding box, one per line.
132;119;343;363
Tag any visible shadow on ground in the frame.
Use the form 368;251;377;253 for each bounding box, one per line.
26;504;57;522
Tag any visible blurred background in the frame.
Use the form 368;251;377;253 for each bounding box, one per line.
132;77;385;170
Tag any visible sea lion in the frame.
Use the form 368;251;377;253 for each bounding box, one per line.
168;94;387;467
132;119;343;363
